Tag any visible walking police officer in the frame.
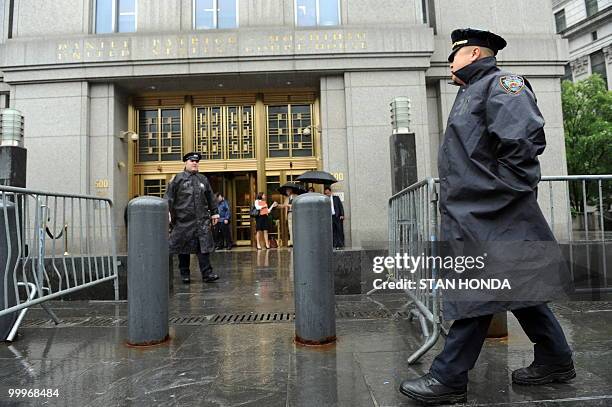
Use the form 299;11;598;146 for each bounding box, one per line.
165;152;220;284
399;28;574;405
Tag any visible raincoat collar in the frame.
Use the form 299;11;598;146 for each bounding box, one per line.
453;56;499;86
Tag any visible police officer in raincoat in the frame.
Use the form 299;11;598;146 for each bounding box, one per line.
165;152;220;284
399;29;574;405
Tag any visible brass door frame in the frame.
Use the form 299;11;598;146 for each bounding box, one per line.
127;90;322;246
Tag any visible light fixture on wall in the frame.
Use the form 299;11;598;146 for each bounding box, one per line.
119;131;139;142
0;108;25;147
117;161;126;170
302;125;321;136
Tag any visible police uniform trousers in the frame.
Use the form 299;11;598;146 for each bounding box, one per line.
429;303;572;389
178;241;213;278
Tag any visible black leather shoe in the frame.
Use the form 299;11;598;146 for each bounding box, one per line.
399;373;467;405
181;276;191;284
512;361;575;385
202;273;219;283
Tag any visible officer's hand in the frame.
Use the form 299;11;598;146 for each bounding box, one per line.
340;216;344;220
212;217;219;226
224;219;228;224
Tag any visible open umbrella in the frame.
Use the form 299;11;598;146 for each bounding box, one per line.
295;170;338;185
277;182;307;196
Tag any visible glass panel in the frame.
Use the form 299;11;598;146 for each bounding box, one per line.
290;104;313;157
143;179;167;198
267;106;290;157
118;0;136;32
218;0;237;28
137;110;159;162
554;10;566;32
296;0;316;26
234;174;253;242
196;107;223;160
195;0;216;29
266;176;282;242
318;0;339;26
227;106;255;159
590;51;608;88
160;109;182;161
118;14;136;32
585;0;598;17
95;0;114;33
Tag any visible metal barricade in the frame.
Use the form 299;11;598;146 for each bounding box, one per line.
0;185;119;339
368;178;441;364
371;174;611;364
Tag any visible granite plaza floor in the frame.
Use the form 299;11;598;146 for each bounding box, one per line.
1;248;611;406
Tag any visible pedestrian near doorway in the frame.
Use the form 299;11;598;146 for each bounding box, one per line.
398;28;574;405
215;192;233;250
254;193;277;250
278;187;298;247
165;152;220;284
324;186;344;249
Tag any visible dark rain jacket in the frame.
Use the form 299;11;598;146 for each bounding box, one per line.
438;57;564;320
165;171;218;254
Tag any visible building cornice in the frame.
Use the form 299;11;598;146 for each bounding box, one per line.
559;5;612;39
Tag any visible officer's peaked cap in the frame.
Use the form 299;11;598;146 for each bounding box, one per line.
448;28;507;62
183;152;202;162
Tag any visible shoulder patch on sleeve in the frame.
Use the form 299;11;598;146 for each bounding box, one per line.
499;75;525;95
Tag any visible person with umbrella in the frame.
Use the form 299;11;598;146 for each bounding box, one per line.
277;182;306;247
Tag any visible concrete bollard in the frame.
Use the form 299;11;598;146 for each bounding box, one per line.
127;196;169;346
292;192;336;345
0;201;18;341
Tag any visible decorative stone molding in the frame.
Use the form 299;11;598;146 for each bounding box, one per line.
603;45;612;64
570;55;589;76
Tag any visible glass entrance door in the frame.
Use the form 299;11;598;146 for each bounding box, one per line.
207;172;256;246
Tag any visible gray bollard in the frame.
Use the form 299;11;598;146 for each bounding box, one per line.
127;196;169;346
0;201;18;341
292;192;336;345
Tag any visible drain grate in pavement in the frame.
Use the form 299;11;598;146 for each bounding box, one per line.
20;308;410;328
209;312;295;324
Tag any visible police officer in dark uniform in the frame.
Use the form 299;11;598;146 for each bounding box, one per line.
165;152;220;284
399;28;575;405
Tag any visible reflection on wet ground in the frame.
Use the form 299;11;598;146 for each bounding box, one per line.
1;249;611;406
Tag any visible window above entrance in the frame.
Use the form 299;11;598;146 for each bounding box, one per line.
295;0;340;27
137;108;183;162
194;0;238;30
94;0;136;34
267;104;314;158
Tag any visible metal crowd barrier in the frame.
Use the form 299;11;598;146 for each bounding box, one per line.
0;185;119;340
370;174;611;364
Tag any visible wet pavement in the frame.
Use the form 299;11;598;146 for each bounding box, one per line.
1;248;612;406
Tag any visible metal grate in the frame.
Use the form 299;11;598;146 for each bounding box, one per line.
19;308;409;328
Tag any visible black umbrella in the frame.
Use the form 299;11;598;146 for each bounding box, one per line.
295;170;338;185
277;182;307;196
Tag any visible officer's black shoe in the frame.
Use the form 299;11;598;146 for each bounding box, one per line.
181;276;191;284
399;373;467;405
512;361;575;385
202;273;219;283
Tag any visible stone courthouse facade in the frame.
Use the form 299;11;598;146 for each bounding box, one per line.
0;0;569;249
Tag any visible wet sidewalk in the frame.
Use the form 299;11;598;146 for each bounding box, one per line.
1;249;612;406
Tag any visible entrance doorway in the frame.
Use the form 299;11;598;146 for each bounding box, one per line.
207;172;256;246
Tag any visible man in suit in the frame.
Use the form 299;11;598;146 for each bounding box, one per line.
324;186;344;249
